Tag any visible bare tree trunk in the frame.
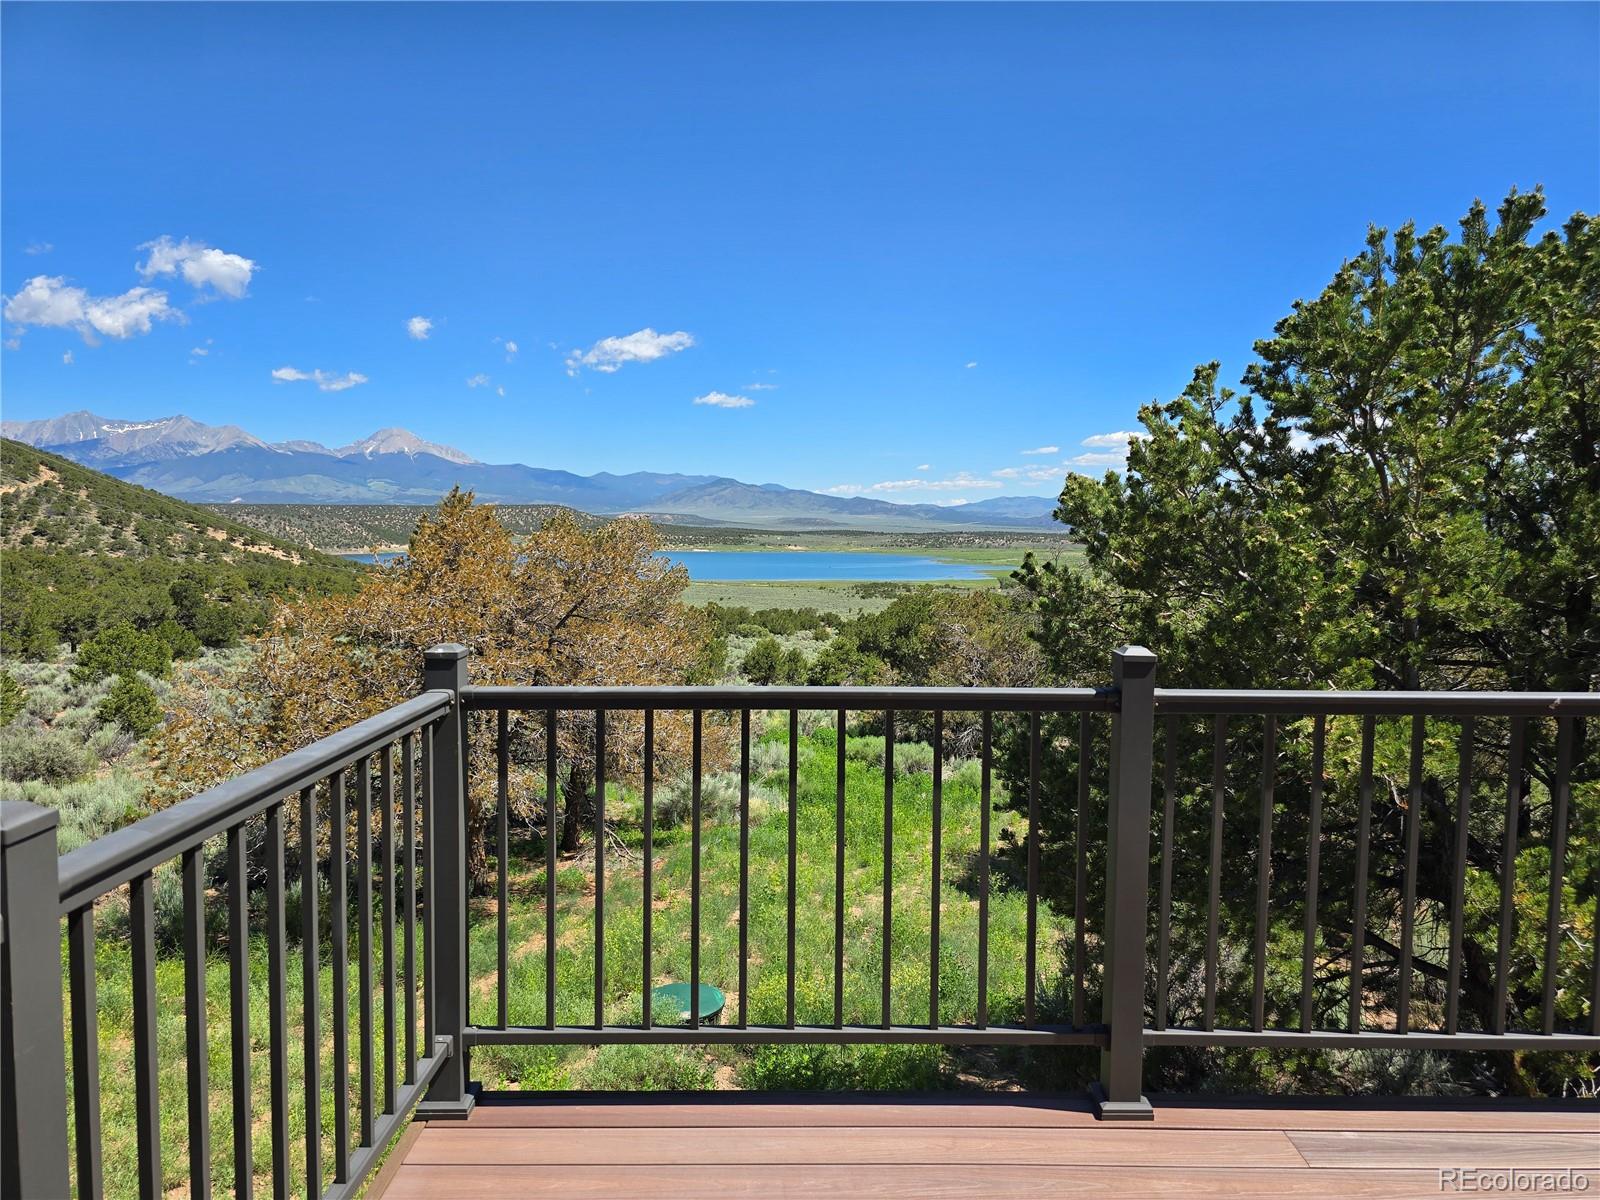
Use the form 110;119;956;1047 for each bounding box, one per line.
561;763;590;854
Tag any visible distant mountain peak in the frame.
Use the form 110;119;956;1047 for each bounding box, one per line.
334;427;477;464
2;408;1061;530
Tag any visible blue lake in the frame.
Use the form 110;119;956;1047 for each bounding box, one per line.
654;551;990;581
343;549;990;581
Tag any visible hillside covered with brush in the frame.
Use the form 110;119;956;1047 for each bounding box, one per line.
1;438;359;658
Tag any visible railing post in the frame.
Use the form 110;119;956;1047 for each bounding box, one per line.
1;801;72;1195
1093;646;1157;1120
417;644;477;1119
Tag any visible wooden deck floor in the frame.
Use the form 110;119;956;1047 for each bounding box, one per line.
378;1092;1600;1199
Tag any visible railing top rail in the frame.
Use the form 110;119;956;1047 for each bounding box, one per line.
1152;688;1600;717
459;684;1121;712
56;689;453;913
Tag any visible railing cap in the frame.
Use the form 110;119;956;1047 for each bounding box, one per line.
1114;645;1157;665
424;643;471;661
0;799;58;847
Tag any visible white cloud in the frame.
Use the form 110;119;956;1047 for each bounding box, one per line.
191;346;208;357
466;373;491;388
828;473;1003;495
272;366;368;392
745;381;777;391
993;465;1064;481
504;339;518;359
1067;451;1128;469
1081;430;1144;449
916;464;930;471
566;327;694;374
692;391;754;409
138;236;256;298
966;361;978;369
1020;445;1059;456
1063;430;1150;472
25;242;52;255
3;275;178;341
62;350;73;365
497;386;505;397
406;316;433;340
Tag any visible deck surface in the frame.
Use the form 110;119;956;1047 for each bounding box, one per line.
380;1092;1600;1199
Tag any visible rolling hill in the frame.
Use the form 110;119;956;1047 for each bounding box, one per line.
0;438;360;657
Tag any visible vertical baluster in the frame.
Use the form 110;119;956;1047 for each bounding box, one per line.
181;846;211;1200
1072;711;1090;1028
1154;716;1177;1031
300;785;322;1196
1542;718;1574;1034
422;727;436;1049
787;709;798;1030
225;825;252;1200
379;745;396;1117
739;710;750;1028
67;906;103;1200
1446;719;1474;1035
330;770;350;1182
1397;715;1424;1032
1494;718;1525;1034
643;710;654;1030
1300;715;1326;1033
690;709;702;1029
1025;711;1040;1029
1203;716;1226;1031
545;709;558;1030
595;710;607;1029
1252;715;1277;1032
930;710;943;1030
131;872;162;1200
266;802;289;1194
403;736;417;1084
356;757;374;1147
882;709;895;1029
1591;883;1600;1037
1349;716;1375;1034
834;708;846;1030
977;711;991;1029
496;712;509;1030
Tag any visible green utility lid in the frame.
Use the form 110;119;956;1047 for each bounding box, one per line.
652;982;726;1025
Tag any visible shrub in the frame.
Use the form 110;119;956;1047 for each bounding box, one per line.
740;636;785;684
737;1043;950;1091
654;770;742;829
0;724;93;785
153;619;202;660
98;674;163;737
0;671;24;727
578;1044;717;1091
72;623;172;683
0;770;148;851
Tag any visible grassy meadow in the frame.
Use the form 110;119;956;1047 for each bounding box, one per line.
63;712;1072;1199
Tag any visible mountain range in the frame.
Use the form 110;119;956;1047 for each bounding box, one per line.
0;411;1061;531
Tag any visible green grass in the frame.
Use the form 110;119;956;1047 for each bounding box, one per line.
683;579;997;615
63;717;1065;1197
465;718;1065;1087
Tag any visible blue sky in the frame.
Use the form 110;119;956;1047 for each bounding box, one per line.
3;3;1596;503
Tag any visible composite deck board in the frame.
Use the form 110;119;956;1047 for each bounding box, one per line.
456;1094;1600;1133
1289;1130;1600;1168
408;1125;1308;1166
383;1165;1600;1200
379;1094;1600;1200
